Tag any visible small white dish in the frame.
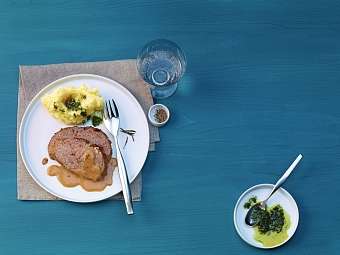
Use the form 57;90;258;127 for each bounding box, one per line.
233;184;299;249
148;104;170;127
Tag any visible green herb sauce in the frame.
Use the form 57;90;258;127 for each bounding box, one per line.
244;196;257;209
244;198;291;247
254;205;291;247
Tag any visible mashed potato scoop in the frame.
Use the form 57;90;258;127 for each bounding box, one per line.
41;85;104;125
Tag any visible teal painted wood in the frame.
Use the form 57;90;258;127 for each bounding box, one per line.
1;0;340;254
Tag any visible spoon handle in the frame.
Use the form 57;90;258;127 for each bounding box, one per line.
264;154;303;203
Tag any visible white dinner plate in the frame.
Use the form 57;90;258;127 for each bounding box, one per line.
19;74;150;202
234;184;299;249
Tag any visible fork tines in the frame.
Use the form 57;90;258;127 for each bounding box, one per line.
105;99;119;118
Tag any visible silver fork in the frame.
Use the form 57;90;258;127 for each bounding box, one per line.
104;99;133;215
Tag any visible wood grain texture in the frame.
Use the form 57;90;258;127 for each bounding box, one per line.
1;0;340;254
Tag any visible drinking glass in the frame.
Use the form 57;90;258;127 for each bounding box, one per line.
137;39;186;99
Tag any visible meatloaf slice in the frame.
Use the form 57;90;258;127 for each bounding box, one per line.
50;138;106;181
48;127;112;161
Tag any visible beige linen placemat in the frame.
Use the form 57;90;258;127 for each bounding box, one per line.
17;59;159;201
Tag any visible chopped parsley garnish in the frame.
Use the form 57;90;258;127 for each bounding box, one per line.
92;116;102;126
64;97;81;111
91;111;103;126
80;110;87;117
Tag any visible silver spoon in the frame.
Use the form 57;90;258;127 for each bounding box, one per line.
245;154;303;226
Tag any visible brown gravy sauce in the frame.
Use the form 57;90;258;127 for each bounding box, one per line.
48;159;117;192
79;147;104;181
42;157;48;165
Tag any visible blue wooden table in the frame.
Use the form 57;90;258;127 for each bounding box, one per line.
1;0;340;254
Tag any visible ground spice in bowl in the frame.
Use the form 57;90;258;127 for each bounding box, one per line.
154;108;167;123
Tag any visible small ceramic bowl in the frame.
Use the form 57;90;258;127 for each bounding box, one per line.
148;104;170;127
233;184;299;249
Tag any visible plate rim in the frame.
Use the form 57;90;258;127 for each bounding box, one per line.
19;73;150;203
233;183;299;249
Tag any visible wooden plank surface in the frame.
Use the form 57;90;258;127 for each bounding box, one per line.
1;0;340;254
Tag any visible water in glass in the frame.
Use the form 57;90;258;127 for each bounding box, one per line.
137;39;186;99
